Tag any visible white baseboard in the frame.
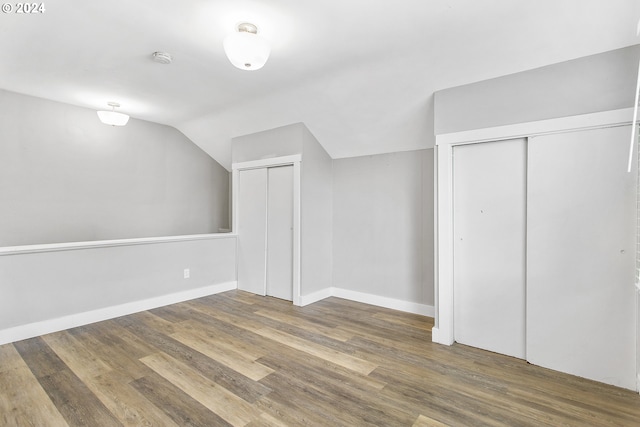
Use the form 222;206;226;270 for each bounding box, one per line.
0;281;237;346
430;327;455;345
2;283;435;345
299;288;334;306
431;327;440;343
300;287;435;317
332;288;435;317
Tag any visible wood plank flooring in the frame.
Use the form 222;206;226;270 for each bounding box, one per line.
1;290;639;426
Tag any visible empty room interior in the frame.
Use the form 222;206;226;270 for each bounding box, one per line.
2;1;640;425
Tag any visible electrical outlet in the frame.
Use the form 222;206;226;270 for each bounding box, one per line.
183;268;190;279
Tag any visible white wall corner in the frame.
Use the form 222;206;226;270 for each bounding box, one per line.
299;287;334;306
431;327;454;345
0;281;237;346
431;327;440;343
298;287;436;318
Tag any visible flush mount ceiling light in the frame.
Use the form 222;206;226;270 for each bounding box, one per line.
223;22;270;71
97;102;130;126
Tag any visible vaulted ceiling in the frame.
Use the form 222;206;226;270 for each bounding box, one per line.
1;0;638;169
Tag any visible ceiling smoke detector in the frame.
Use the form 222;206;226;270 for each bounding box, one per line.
152;52;173;64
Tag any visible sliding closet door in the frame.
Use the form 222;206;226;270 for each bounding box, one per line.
453;139;527;359
527;125;636;390
266;165;294;301
237;168;268;296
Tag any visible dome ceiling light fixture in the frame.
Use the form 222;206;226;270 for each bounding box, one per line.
97;102;130;126
223;22;271;71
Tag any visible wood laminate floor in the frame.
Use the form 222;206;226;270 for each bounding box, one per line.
1;290;639;426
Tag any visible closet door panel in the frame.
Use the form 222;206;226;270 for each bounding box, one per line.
266;165;294;301
527;125;636;390
453;138;527;359
237;168;268;296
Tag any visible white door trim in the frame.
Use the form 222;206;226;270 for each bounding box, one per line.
232;154;302;171
433;108;635;346
436;108;634;146
232;155;302;306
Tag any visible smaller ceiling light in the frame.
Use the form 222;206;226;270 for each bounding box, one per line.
97;102;130;126
152;51;173;64
223;22;270;71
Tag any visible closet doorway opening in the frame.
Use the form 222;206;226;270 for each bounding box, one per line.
232;155;301;304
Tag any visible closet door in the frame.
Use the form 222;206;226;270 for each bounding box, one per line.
237;168;268;295
527;125;636;390
453;139;527;359
266;165;294;301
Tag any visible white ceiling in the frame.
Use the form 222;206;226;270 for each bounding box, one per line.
1;0;639;169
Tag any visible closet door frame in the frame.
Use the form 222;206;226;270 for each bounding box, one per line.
433;107;635;347
232;155;301;306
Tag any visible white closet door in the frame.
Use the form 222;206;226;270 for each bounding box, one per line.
237;168;268;296
527;125;636;390
453;138;527;359
266;165;294;301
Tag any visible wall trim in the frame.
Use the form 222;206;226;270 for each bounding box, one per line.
0;281;237;346
431;327;440;343
332;288;435;317
231;154;302;171
436;108;634;146
0;233;236;257
299;288;334;306
301;287;435;317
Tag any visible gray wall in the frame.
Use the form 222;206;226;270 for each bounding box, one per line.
0;236;236;334
434;45;640;135
332;149;434;306
300;126;333;296
232;124;436;307
422;149;435;306
0;90;229;247
231;123;304;163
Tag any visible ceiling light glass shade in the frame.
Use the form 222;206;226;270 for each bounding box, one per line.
223;28;270;71
97;110;129;126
